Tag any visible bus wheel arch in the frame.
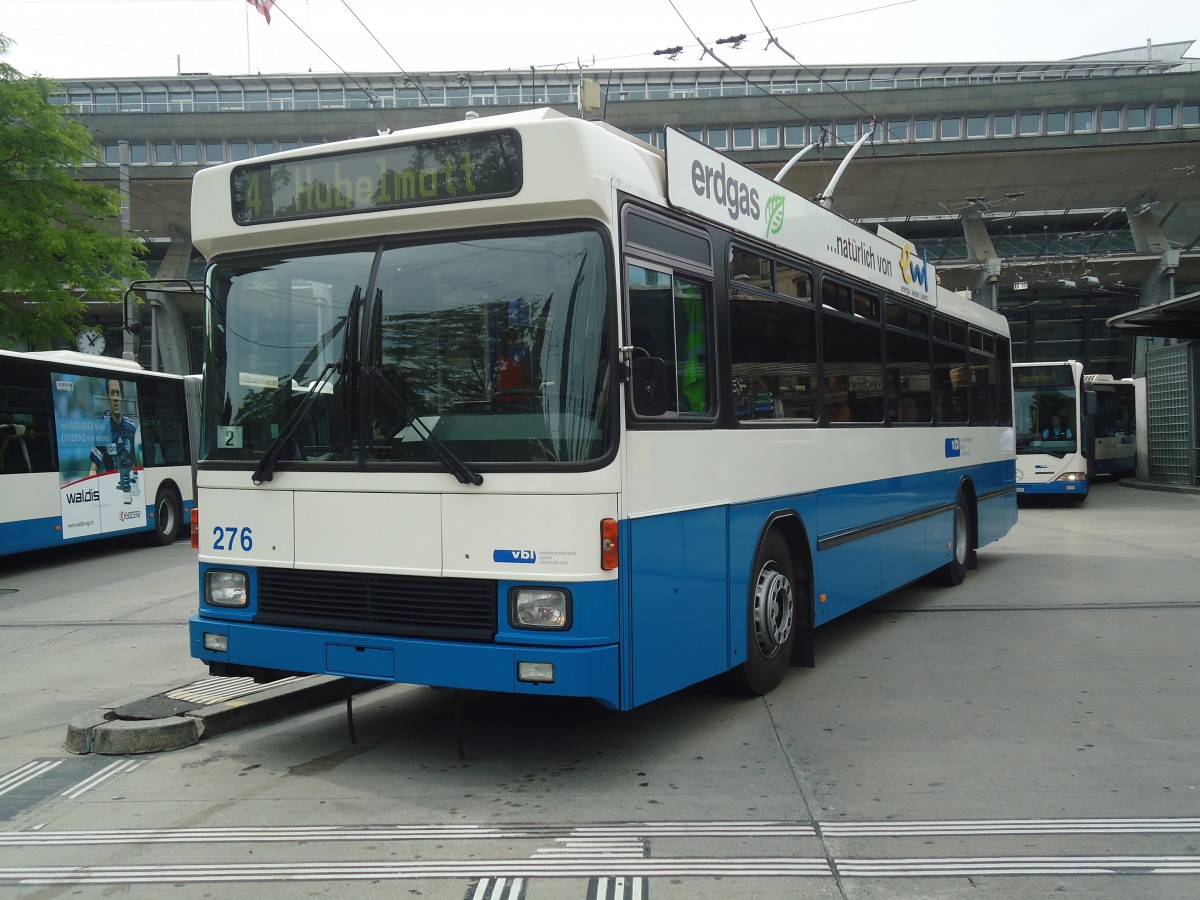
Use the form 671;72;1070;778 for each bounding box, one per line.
150;481;183;546
732;513;814;696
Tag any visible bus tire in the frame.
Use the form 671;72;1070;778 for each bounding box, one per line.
732;532;797;696
933;491;971;587
151;486;182;545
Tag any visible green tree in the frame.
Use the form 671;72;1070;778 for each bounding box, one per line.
0;35;149;346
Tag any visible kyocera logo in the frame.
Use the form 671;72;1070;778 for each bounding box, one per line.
65;489;99;504
689;158;761;223
493;549;536;564
119;509;142;522
899;242;929;289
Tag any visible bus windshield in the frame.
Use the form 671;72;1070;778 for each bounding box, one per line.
202;229;612;468
1014;365;1078;457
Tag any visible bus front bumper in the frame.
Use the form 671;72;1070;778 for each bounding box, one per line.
190;616;622;710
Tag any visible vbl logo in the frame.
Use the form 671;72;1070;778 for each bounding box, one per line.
493;549;537;564
945;438;962;458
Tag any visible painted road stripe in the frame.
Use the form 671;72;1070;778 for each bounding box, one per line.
60;760;140;800
0;824;527;845
0;858;833;884
470;876;526;899
2;816;1197;846
165;676;304;705
837;856;1200;876
822;817;1200;837
0;761;61;798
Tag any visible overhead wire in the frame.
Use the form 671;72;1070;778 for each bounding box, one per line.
336;0;430;108
265;1;393;132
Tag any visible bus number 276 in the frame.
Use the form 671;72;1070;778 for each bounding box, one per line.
212;526;253;552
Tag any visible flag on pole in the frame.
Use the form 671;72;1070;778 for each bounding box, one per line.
247;0;274;24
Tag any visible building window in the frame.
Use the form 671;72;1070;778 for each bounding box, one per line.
1019;112;1041;136
118;91;142;112
783;124;807;146
733;126;754;149
885;119;909;142
835;121;857;145
706;127;728;150
1072;109;1095;132
1046;111;1067;134
218;89;242;110
144;91;168;112
939;116;963;140
1183;102;1199;126
153;143;175;164
253;140;274;157
129;143;149;165
1127;106;1148;129
203;141;224;163
194;90;218;111
103;144;120;165
1154;104;1175;127
318;87;344;108
228;141;249;161
914;117;935;141
178;142;198;164
758;125;780;149
1100;107;1121;131
294;89;318;109
993;113;1015;137
966;115;988;138
683;127;703;141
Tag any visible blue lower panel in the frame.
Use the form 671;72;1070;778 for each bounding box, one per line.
0;516;63;555
190;617;622;710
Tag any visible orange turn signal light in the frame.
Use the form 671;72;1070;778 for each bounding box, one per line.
601;518;619;570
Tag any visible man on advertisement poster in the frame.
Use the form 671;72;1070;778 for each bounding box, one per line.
89;378;141;503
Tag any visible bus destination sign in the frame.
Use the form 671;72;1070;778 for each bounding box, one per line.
1013;365;1074;388
230;130;522;225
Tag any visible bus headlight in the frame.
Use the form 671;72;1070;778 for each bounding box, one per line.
509;587;571;629
206;570;249;607
1055;472;1085;482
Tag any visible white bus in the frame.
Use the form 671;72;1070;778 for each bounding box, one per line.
1013;360;1091;498
1084;373;1137;478
0;350;197;555
188;109;1016;709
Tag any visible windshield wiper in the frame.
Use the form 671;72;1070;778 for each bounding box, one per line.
251;286;362;485
364;365;483;486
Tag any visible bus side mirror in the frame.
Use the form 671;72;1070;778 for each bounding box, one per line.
630;356;669;417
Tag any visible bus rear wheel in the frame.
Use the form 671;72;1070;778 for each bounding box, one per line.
151;486;182;545
933;491;971;586
733;532;796;696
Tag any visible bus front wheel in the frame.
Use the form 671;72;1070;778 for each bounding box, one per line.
733;532;797;696
151;486;182;545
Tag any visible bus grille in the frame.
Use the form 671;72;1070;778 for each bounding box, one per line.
255;568;498;642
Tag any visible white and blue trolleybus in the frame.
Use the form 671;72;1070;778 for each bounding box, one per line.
188;110;1017;708
1;350;196;554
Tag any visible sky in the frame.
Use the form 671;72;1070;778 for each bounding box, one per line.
0;0;1196;81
